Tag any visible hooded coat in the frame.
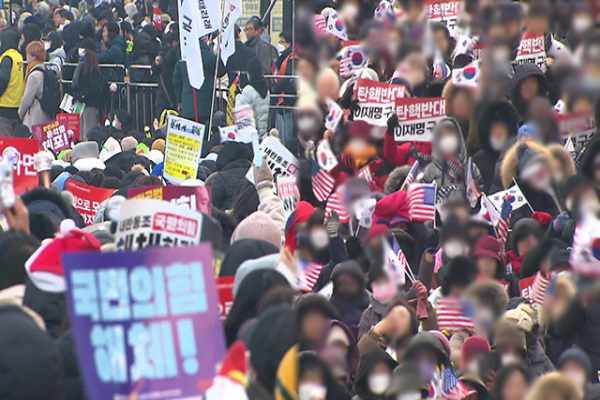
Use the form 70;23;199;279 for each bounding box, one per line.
329;261;371;339
205;142;254;210
421;117;482;198
353;349;397;400
511;63;548;121
558;347;600;400
472;101;520;193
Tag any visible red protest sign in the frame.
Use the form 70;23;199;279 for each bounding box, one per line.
128;185;211;215
353;79;407;127
0;137;39;195
216;276;234;319
519;275;536;301
65;179;115;225
57;113;80;143
394;97;446;142
32;119;76;154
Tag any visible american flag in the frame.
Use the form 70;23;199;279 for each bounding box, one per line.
313;14;326;34
383;239;409;286
400;160;419;191
466;158;481;208
407;183;436;222
311;160;335;202
436;297;475;334
339;45;367;78
325;185;350;223
482;194;509;246
531;271;550;305
357;165;373;183
303;261;324;292
441;367;477;400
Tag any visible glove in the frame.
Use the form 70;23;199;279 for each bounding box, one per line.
386;113;399;133
503;302;536;333
253;160;273;186
413;280;429;319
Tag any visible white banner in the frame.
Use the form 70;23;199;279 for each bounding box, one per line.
196;0;222;38
221;0;242;65
179;0;205;89
260;136;298;178
394;97;446;142
115;199;203;251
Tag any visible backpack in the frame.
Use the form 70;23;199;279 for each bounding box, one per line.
36;65;61;118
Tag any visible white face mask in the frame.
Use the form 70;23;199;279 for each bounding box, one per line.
299;383;327;400
310;228;329;249
490;137;506;152
368;373;391;395
112;118;122;130
501;353;520;366
438;135;459;155
44;41;51;50
573;17;592;34
444;241;467;258
297;116;318;132
276;43;286;54
78;48;86;58
397;391;422;400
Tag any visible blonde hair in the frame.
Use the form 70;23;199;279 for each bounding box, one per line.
26;41;46;62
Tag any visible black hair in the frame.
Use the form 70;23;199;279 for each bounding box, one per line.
246;15;263;30
280;30;292;44
104;21;120;41
441;256;478;296
493;363;533;400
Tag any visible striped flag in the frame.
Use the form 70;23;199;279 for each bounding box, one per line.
441;367;477;400
436;297;475;334
325;185;350;223
302;261;324;292
311;160;335;202
482;194;509;246
313;14;327;34
407;183;436;222
400;160;419;191
226;73;240;125
383;239;407;286
357;165;373;183
531;271;550;305
466;158;481;208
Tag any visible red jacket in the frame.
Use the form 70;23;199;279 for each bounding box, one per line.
383;128;432;167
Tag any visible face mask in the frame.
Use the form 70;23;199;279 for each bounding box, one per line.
565;371;586;387
368;373;391;395
310;228;329;250
397;391;421;400
573;17;592;33
44;41;51;50
528;173;551;191
78;48;86;58
492;47;510;63
444;241;467;258
298;116;318;132
490;137;506;152
438;135;458;155
276;43;286;54
501;353;519;366
112;119;122;130
299;383;327;400
372;280;397;303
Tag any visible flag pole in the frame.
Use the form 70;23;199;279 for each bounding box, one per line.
207;0;226;142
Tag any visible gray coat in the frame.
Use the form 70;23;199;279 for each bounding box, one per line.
236;85;270;140
18;69;52;129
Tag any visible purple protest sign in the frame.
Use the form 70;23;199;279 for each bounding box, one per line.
62;244;225;400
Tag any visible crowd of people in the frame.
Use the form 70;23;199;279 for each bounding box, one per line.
2;1;600;400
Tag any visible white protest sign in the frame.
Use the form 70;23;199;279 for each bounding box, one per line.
276;174;300;220
115;199;203;251
164;115;205;184
394;97;446;142
260;136;298;178
353;79;407;127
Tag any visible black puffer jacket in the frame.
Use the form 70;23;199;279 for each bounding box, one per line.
472;101;520;193
205;142;254;210
511;63;548;121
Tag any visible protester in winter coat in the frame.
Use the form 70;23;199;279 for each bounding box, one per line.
473;101;520;193
493;364;534;400
244;16;277;76
511;63;549;121
329;261;370;340
71;38;108;140
421;117;482;199
558;347;600;400
352;349;397;400
97;21;125;65
18;41;52;129
205;142;254;210
235;60;270;139
0;28;24;134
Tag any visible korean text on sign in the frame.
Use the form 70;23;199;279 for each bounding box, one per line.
515;32;547;72
260;136;299;178
163;115;205;184
115;199;203;251
0;137;39;195
353;79;407;127
394;97;447;142
426;0;462;37
65;179;115;226
63;244;225;400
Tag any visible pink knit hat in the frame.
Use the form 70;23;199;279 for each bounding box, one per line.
231;211;282;248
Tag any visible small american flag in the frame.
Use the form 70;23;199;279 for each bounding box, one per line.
441;367;476;400
531;271;550;305
357;165;373;183
313;14;326;34
482;194;509;246
325;185;350;223
436;297;475;334
303;261;324;292
407;183;436;222
400;160;419;191
466;158;481;208
311;160;335;202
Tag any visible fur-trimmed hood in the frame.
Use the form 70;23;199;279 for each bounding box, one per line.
547;144;576;183
499;140;558;189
